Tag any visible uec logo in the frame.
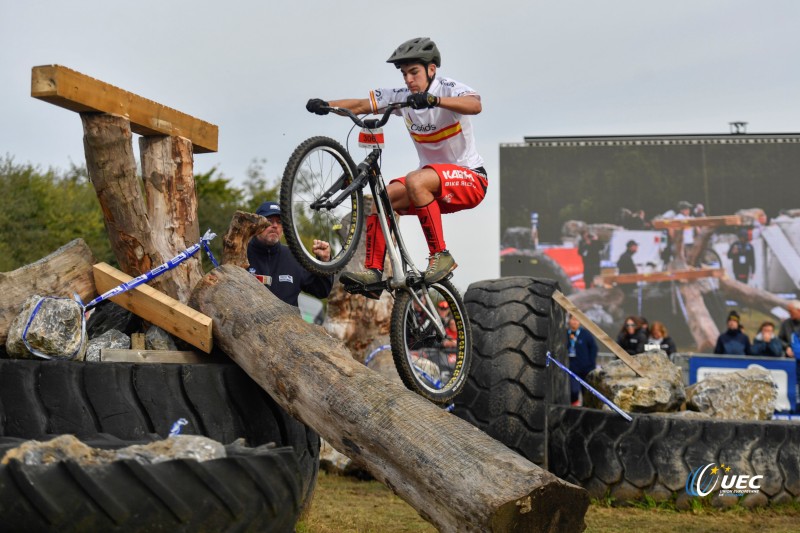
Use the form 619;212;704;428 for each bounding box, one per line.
686;463;763;496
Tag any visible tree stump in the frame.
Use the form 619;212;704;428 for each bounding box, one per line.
190;265;588;533
220;211;270;268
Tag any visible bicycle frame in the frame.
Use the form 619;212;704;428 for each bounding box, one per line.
324;103;447;338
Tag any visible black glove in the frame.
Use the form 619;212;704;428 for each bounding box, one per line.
406;92;439;109
306;98;329;115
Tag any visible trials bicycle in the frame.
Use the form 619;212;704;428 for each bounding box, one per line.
279;102;471;404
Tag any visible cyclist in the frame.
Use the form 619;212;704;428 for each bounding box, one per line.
306;37;487;292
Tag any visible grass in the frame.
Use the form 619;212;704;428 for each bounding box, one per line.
298;472;800;533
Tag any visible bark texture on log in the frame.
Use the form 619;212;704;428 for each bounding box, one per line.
190;265;588;533
139;135;203;303
0;239;97;345
82;113;201;303
221;211;270;268
678;281;719;352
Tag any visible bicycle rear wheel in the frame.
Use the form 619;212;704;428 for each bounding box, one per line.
390;279;472;404
280;136;364;275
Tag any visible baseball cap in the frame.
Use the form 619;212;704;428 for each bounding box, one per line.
256;201;280;218
626;240;638;247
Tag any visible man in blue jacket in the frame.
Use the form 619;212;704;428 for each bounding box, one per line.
246;201;333;307
714;310;751;355
566;314;598;405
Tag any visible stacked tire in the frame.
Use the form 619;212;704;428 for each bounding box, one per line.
0;360;319;531
453;277;569;466
454;276;800;507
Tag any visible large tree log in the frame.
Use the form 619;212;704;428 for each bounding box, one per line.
0;239;96;345
190;265;588;533
139;135;204;303
719;276;796;316
677;281;719;352
81;113;199;303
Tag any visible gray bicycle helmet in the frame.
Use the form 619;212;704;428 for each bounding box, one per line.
386;37;441;67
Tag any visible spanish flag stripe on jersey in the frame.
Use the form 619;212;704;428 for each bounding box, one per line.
411;122;462;144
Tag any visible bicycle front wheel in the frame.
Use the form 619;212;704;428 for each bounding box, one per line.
280;136;364;275
390;279;472;404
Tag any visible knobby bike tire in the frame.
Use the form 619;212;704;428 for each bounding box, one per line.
389;279;472;404
280;136;364;275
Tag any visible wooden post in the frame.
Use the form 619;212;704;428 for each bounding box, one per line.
676;282;719;352
190;265;589;533
139;135;204;303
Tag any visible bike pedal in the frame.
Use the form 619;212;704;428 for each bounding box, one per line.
342;281;383;300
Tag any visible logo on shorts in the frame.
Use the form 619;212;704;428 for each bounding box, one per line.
279;275;294;283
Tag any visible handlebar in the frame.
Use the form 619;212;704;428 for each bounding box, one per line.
320;102;409;129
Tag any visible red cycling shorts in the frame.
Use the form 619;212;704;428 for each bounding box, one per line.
389;164;488;215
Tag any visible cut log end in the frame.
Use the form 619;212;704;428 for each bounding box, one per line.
491;481;589;533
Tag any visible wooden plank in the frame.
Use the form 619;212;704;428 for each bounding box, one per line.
101;349;228;364
599;267;725;285
92;262;213;353
552;290;647;377
31;65;217;153
651;215;743;229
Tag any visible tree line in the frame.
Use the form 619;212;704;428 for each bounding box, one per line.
0;156;278;272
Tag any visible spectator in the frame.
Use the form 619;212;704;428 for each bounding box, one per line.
247;201;334;307
578;231;602;289
648;321;677;355
616;240;638;275
727;229;755;284
639;316;650;338
713;310;751;355
751;321;785;357
693;203;706;218
566;314;598;405
778;300;800;358
616;315;647;355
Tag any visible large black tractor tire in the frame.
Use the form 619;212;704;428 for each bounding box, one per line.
547;405;800;507
0;435;303;532
0;360;319;514
452;277;569;467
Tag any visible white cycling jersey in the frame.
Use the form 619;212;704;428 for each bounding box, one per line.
369;76;484;170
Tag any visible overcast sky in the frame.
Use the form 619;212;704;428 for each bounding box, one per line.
3;1;800;292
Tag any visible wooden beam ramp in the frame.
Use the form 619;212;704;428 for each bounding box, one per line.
93;262;213;353
31;64;218;153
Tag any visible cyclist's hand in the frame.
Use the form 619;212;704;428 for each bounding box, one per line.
407;92;439;109
312;239;331;261
306;98;330;115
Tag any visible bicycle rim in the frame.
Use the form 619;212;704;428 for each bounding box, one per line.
280;137;363;275
390;279;472;404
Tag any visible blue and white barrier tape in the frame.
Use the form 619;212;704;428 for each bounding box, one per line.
22;230;217;360
546;351;632;422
